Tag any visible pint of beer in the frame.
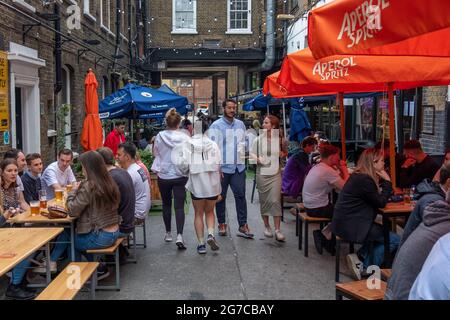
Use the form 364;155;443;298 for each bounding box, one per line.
39;190;47;209
30;201;40;216
55;189;64;202
66;184;73;192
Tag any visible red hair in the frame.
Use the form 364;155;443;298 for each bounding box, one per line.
265;115;280;129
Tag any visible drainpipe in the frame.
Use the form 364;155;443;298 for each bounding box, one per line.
247;0;275;74
54;3;62;159
142;0;149;54
112;0;122;72
128;0;133;78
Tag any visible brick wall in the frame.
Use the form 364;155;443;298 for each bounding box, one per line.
420;86;448;154
0;0;138;164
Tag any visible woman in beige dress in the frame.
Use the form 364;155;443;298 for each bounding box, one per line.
250;115;287;242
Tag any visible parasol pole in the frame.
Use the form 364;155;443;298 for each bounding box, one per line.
388;82;397;189
282;101;287;140
338;92;346;161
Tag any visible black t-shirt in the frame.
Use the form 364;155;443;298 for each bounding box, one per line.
398;155;440;188
110;168;136;233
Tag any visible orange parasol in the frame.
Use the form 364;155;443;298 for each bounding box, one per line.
81;69;103;151
307;0;450;59
274;48;450;187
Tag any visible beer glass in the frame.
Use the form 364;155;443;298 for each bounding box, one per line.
66;184;73;192
30;201;40;216
55;189;64;202
39;190;47;209
403;188;411;204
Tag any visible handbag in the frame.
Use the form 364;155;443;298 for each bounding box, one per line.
45;205;69;219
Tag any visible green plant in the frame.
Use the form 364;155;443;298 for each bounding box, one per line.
56;103;72;151
138;149;154;171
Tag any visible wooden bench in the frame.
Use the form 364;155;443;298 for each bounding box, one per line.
381;269;392;281
87;238;124;291
35;262;99;300
336;280;387;300
298;210;331;257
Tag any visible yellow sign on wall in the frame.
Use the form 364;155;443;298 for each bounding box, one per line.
0;51;9;131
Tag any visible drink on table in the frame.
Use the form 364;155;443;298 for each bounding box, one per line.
403;188;411;204
66;184;73;192
39;190;47;209
30;201;40;216
55;189;64;202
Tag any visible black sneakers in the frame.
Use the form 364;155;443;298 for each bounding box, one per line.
206;234;219;251
97;264;110;281
5;284;36;300
313;230;324;255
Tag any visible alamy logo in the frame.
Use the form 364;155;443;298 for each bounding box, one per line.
67;4;81;31
337;0;390;48
66;265;81;290
312;57;357;81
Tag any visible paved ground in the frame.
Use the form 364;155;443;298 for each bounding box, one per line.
1;179;353;300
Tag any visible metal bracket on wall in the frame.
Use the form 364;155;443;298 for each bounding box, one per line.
77;49;89;64
95;57;105;69
22;23;41;44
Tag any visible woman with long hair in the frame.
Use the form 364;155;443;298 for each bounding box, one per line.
151;108;190;249
177;119;222;254
250;115;287;242
0;158;29;212
42;151;121;270
332;148;400;280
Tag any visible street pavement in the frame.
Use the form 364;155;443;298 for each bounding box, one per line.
1;179;353;300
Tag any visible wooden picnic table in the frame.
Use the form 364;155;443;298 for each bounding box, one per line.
379;202;414;267
0;227;64;285
7;199;77;261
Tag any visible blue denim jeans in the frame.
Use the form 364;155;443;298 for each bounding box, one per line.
358;224;400;268
215;169;248;227
11;255;35;285
51;229;120;262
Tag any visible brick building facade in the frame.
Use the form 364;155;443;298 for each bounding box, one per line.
0;0;144;163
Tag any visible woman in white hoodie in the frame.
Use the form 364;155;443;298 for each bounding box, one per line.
151;108;190;249
177;120;222;254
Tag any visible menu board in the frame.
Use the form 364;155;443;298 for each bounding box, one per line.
0;51;9;131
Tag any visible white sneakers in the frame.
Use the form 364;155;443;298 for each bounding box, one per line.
275;230;286;242
264;227;273;238
346;253;364;280
164;232;173;242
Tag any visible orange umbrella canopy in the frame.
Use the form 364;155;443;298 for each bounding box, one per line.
277;48;450;96
81;69;103;151
308;0;450;59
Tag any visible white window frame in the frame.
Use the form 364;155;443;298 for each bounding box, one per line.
226;0;252;34
171;0;198;35
12;0;36;13
100;0;116;37
83;0;97;22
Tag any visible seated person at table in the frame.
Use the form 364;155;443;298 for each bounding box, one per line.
282;136;317;201
0;205;36;299
385;188;450;300
4;148;27;195
97;147;135;262
117;142;151;225
21;153;43;204
432;149;450;182
45;151;121;274
398;140;440;189
400;162;450;246
302;144;349;255
375;140;403;177
1;159;29;213
408;232;450;300
41;149;77;200
331;148;399;280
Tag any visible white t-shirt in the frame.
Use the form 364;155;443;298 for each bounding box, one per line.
127;163;151;219
302;162;345;209
41;161;76;199
16;176;24;192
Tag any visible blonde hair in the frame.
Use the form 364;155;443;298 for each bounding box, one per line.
165;108;181;129
354;148;384;186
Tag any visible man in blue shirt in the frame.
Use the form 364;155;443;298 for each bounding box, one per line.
409;231;450;300
209;99;253;239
